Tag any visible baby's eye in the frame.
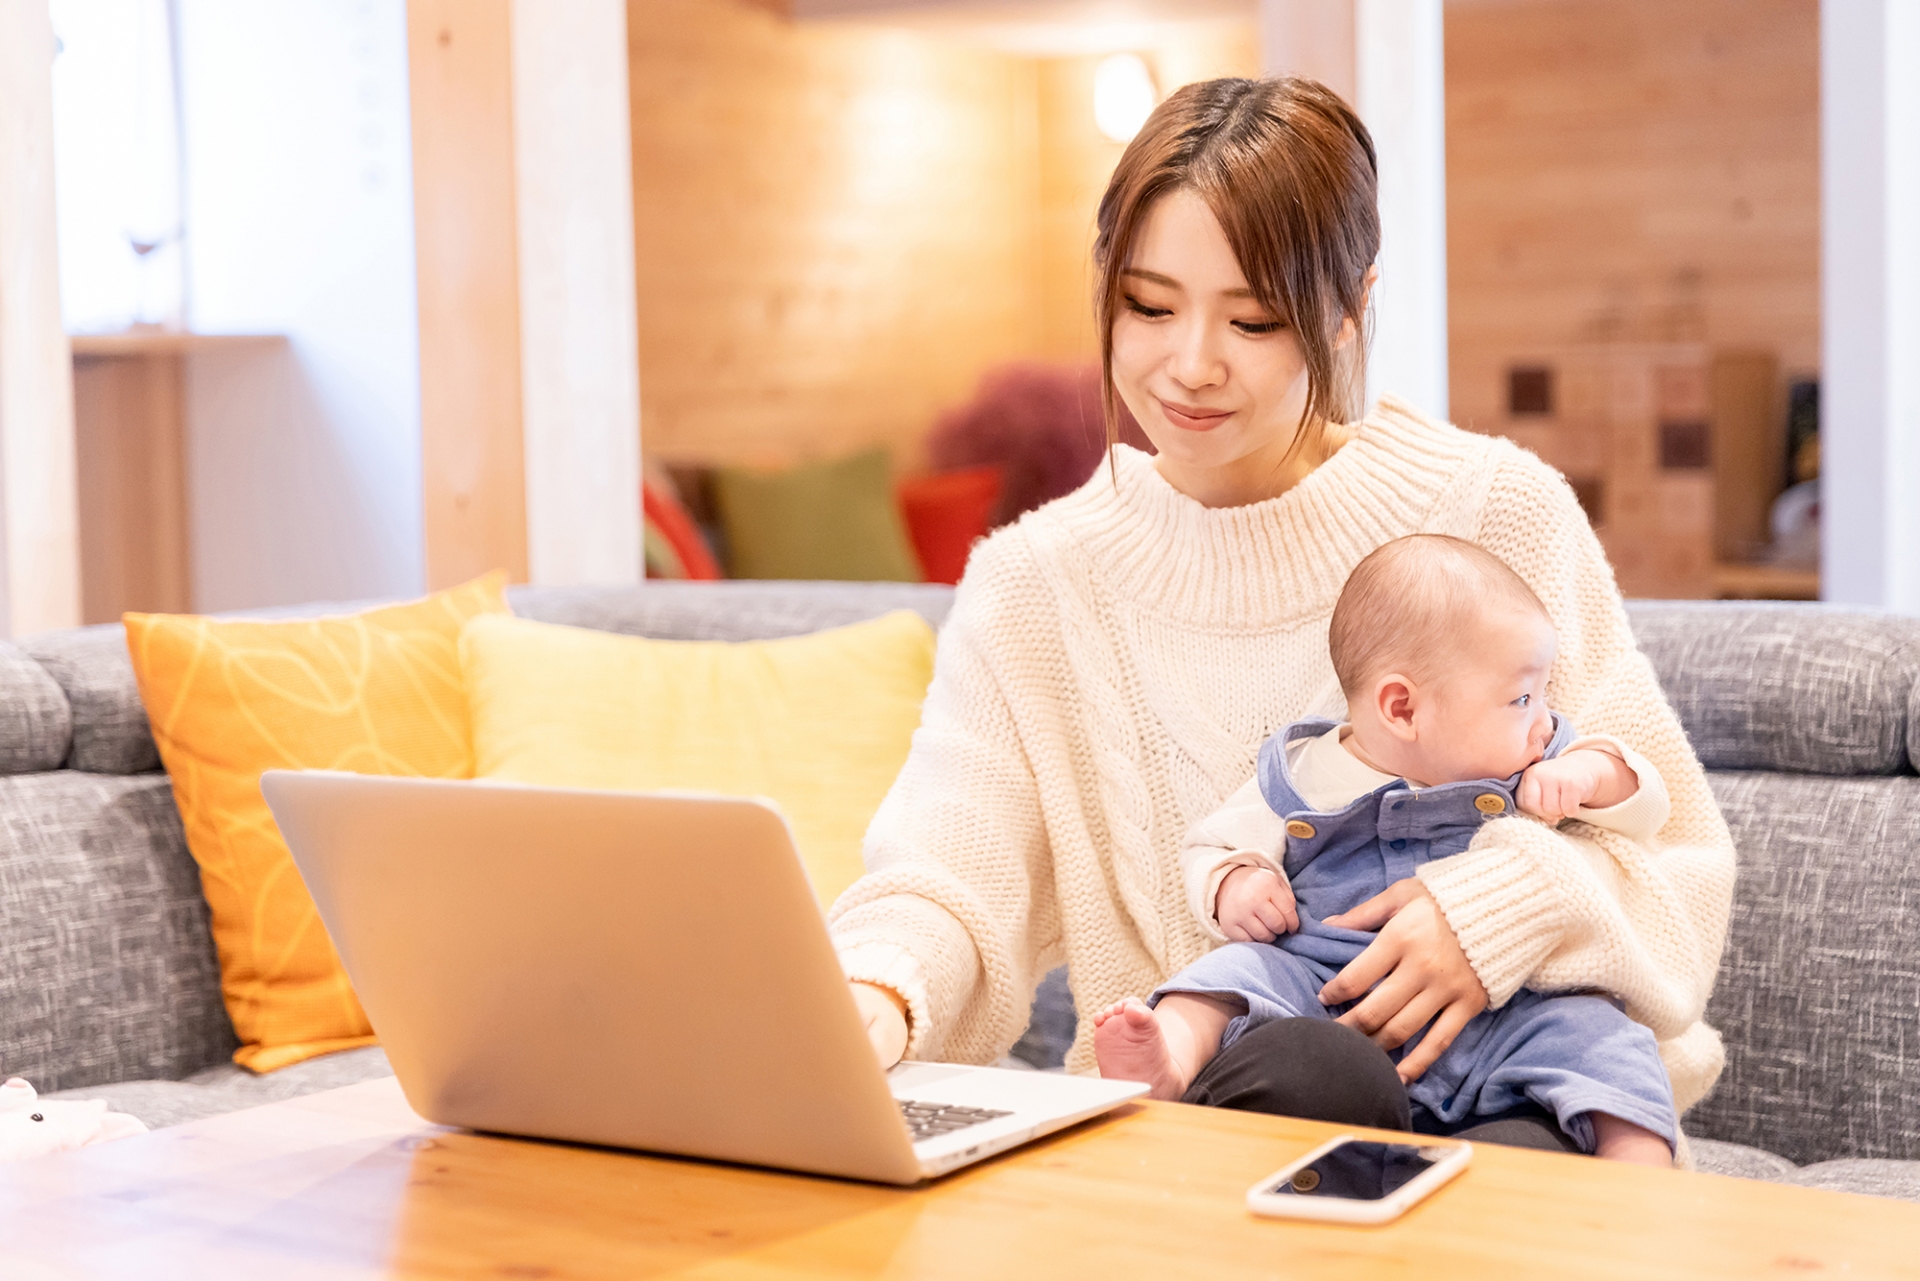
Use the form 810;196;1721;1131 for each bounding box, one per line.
1512;694;1531;708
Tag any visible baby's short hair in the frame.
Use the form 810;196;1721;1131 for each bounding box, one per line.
1328;534;1550;698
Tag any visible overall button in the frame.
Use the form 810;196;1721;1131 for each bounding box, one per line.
1389;839;1407;851
1285;819;1317;840
1474;793;1507;815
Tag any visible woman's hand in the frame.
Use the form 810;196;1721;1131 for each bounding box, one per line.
850;981;910;1069
1319;879;1488;1083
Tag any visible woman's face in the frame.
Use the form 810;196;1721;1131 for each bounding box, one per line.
1110;188;1319;507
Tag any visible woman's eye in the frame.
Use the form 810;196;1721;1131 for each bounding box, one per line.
1233;319;1284;336
1123;295;1172;319
1512;694;1531;708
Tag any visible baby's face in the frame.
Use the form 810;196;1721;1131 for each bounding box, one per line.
1408;609;1558;785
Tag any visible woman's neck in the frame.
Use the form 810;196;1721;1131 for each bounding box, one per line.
1153;418;1355;508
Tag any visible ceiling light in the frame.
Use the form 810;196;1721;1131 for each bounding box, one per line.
1094;53;1156;144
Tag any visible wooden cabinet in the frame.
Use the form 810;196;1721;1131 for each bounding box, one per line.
70;332;284;624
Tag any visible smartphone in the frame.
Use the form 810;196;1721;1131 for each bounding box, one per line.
1246;1135;1472;1224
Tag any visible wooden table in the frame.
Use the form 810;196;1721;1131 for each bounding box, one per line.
3;1077;1916;1279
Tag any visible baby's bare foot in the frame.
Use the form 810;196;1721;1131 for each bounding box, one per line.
1092;998;1188;1101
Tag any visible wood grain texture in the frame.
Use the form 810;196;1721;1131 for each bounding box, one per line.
627;2;1255;468
1;1077;1917;1278
628;0;1043;471
1444;0;1819;438
408;0;530;588
73;353;192;622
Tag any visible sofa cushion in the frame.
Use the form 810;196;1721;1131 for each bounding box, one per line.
0;771;235;1091
44;1045;394;1131
462;610;936;907
508;580;955;642
1691;1139;1920;1202
0;641;71;775
1684;770;1920;1165
18;626;155;775
125;575;511;1073
1625;602;1920;775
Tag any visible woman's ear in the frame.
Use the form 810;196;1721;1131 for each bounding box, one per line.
1334;266;1380;351
1373;673;1419;742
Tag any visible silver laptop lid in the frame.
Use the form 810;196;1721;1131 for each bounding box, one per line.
262;772;923;1184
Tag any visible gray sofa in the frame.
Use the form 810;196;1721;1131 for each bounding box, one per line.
4;583;1917;1201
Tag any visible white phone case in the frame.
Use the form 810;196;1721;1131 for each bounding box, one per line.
1245;1134;1472;1225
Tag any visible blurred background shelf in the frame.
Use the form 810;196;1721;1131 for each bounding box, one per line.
70;332;288;625
1713;561;1820;601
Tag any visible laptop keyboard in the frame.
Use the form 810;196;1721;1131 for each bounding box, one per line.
898;1099;1013;1143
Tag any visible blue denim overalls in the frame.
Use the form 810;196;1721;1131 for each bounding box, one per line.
1150;714;1677;1152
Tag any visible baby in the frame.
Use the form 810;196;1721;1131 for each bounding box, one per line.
1093;534;1678;1166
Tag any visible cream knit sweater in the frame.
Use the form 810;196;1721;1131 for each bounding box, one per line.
829;397;1736;1113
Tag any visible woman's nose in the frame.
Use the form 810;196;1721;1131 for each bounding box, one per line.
1167;317;1226;389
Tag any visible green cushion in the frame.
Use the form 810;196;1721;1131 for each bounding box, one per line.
712;449;923;582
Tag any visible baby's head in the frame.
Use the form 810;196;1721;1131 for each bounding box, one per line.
1328;534;1556;786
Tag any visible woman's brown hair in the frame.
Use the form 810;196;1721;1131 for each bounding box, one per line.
1093;76;1380;457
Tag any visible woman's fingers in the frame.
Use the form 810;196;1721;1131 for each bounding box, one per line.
1320;928;1403;1008
1365;985;1447;1053
1333;966;1420;1038
1395;1001;1479;1083
1322;877;1424;931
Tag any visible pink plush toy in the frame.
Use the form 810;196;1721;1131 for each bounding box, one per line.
0;1077;146;1161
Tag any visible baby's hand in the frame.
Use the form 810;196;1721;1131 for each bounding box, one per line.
1216;865;1299;943
1517;750;1624;822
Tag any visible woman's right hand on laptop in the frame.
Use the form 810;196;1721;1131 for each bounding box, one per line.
851;981;909;1068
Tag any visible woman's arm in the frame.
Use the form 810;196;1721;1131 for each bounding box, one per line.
828;542;1061;1065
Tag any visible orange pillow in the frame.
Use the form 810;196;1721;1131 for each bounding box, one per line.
125;574;511;1072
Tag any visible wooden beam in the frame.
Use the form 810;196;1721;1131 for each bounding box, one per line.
408;0;529;589
0;0;81;636
511;0;643;587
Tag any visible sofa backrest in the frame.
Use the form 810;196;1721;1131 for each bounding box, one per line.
1625;601;1920;1165
0;634;235;1091
2;586;1915;1167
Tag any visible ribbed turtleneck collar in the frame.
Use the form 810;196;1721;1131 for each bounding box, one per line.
1035;396;1487;630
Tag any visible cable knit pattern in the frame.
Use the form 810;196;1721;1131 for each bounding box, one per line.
829;396;1736;1111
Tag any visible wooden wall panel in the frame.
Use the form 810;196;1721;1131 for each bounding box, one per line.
408;0;530;588
1444;0;1820;435
627;2;1257;467
628;0;1042;470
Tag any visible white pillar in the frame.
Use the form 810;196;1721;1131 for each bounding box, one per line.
509;0;644;587
1821;0;1920;610
1261;0;1449;422
0;0;81;637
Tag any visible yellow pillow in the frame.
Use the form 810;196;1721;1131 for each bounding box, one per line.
125;574;511;1072
460;610;935;907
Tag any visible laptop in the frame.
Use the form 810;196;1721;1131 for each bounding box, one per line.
260;772;1146;1185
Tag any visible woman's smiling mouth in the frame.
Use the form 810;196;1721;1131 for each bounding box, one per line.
1157;398;1235;432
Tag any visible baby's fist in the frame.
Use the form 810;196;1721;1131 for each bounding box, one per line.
1216;865;1299;942
1517;754;1603;823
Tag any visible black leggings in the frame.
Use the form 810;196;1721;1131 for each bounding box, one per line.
1180;1017;1582;1154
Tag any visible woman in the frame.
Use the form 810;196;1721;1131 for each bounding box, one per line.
829;77;1734;1152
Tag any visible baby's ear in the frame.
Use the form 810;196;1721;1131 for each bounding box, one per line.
1372;674;1420;739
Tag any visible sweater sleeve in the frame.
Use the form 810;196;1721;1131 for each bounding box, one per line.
827;540;1060;1063
1416;448;1737;1045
